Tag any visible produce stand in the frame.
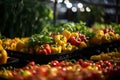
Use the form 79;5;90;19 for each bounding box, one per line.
0;0;120;80
0;23;120;80
5;40;120;65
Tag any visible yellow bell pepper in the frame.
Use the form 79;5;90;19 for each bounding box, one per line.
51;44;62;54
21;37;30;43
90;30;104;45
10;43;17;51
16;40;27;52
0;47;8;64
61;30;71;40
2;38;11;49
0;45;3;50
87;65;98;71
114;34;120;40
54;35;67;46
62;43;73;52
102;33;112;43
108;32;120;41
70;32;79;38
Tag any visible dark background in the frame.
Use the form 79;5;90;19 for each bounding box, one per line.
0;0;120;38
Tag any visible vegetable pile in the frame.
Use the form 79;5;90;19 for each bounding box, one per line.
0;22;120;55
0;59;120;80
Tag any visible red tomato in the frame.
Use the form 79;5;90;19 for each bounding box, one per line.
50;60;60;67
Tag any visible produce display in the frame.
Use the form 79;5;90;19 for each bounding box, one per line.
90;51;120;61
0;22;120;55
0;59;120;80
0;22;120;80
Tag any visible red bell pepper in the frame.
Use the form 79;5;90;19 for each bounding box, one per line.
79;34;88;43
69;33;88;47
69;35;81;46
36;44;51;55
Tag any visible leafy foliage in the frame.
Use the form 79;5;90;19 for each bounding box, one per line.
27;34;54;47
92;23;120;35
0;0;53;38
40;21;95;39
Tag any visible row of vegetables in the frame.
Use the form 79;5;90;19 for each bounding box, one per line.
0;22;120;80
0;22;119;65
0;59;120;80
1;27;120;55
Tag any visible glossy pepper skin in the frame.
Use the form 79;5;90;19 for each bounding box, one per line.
90;30;104;45
0;45;8;64
36;44;51;55
54;35;67;46
69;32;81;46
51;44;62;54
61;30;71;40
62;43;73;52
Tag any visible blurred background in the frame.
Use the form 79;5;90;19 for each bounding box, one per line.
0;0;120;38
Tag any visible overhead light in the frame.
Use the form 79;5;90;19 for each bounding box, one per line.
66;2;72;8
58;0;63;3
71;7;77;12
64;0;70;4
50;0;63;3
80;7;85;12
86;7;91;12
77;3;83;8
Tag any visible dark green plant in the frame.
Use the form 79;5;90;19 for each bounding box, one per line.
0;0;53;38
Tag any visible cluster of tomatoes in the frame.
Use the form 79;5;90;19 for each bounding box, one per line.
0;59;120;80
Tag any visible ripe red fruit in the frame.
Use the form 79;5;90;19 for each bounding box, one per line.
28;61;35;66
81;62;92;68
79;34;88;43
103;28;114;33
104;61;112;67
59;61;66;67
50;60;60;67
37;66;48;76
78;59;84;65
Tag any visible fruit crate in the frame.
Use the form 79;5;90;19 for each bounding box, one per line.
0;57;29;68
6;40;120;64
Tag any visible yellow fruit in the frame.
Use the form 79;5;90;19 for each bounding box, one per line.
61;30;71;40
0;45;3;50
70;32;79;37
16;41;26;52
0;49;8;64
115;34;120;40
102;33;111;43
10;43;17;51
21;37;29;43
90;30;104;45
